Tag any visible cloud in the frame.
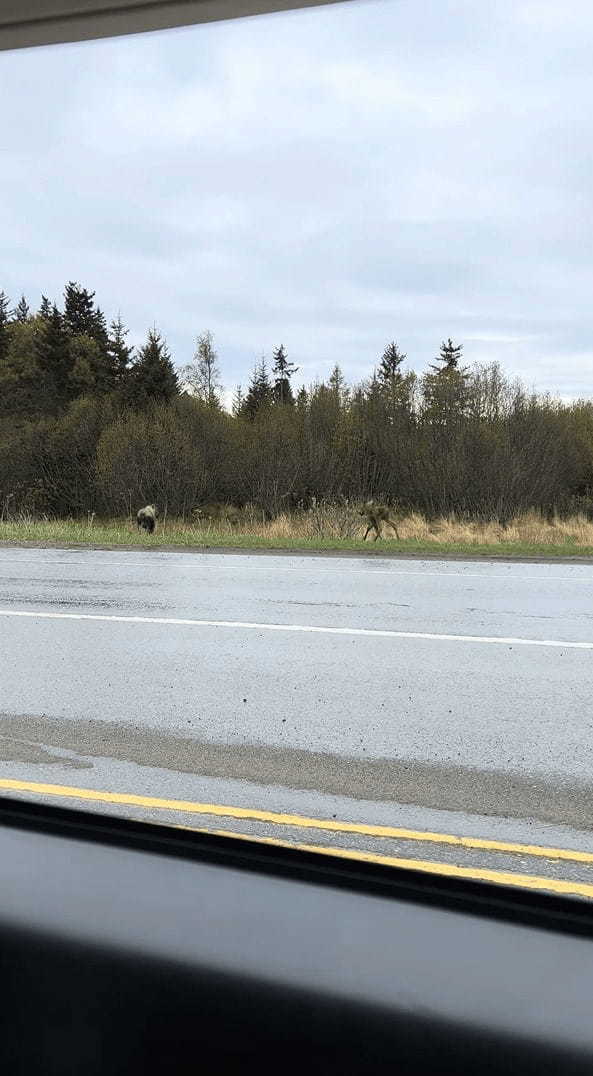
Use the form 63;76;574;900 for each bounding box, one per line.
2;0;593;396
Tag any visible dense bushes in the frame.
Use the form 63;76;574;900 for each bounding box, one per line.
1;285;592;522
1;365;592;522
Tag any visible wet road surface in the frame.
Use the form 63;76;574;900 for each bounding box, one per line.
1;545;593;897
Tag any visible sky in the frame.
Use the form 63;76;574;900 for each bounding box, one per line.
2;0;593;400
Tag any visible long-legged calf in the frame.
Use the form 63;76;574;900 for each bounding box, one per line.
360;501;400;541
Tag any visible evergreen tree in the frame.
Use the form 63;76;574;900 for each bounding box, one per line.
423;339;469;424
272;344;298;405
38;295;52;319
108;314;134;389
377;341;406;383
232;384;244;417
0;318;42;417
63;282;96;337
93;306;110;353
70;333;118;396
328;363;348;405
36;304;74;412
429;338;467;376
14;295;30;323
0;292;10;363
63;282;109;352
128;327;178;408
182;330;222;407
242;356;272;419
63;284;117;393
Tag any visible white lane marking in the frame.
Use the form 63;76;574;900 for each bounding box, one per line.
0;608;591;649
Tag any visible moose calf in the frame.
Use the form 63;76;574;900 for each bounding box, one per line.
359;500;401;541
137;505;158;534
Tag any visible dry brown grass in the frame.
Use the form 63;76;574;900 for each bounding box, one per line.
186;507;593;546
2;507;593;554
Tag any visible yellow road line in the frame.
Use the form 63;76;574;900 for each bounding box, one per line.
1;776;593;866
181;824;593;901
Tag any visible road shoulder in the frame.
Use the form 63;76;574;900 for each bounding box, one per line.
2;538;593;565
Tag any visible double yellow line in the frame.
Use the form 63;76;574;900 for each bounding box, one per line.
1;777;593;900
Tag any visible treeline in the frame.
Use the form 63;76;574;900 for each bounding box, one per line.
1;283;593;521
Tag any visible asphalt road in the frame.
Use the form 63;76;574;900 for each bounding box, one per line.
2;545;593;898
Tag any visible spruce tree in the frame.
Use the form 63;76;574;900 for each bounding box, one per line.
62;285;110;392
377;341;406;383
15;295;30;323
0;292;10;364
232;384;244;416
128;327;178;408
243;357;272;419
272;344;298;405
92;306;110;353
429;338;467;376
63;282;97;337
108;314;134;389
0;318;42;417
423;338;469;422
38;296;52;319
328;363;348;404
254;356;272;409
36;304;73;412
63;282;109;351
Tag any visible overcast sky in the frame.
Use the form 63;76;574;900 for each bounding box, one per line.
2;0;593;398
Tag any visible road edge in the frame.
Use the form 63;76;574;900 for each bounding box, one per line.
1;538;593;565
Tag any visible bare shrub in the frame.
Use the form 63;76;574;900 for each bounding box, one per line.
305;499;364;539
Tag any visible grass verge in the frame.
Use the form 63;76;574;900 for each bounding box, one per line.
1;519;593;560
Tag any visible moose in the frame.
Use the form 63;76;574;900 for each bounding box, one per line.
359;500;401;541
137;504;158;534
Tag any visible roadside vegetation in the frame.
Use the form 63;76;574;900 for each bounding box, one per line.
2;510;593;558
2;282;593;561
